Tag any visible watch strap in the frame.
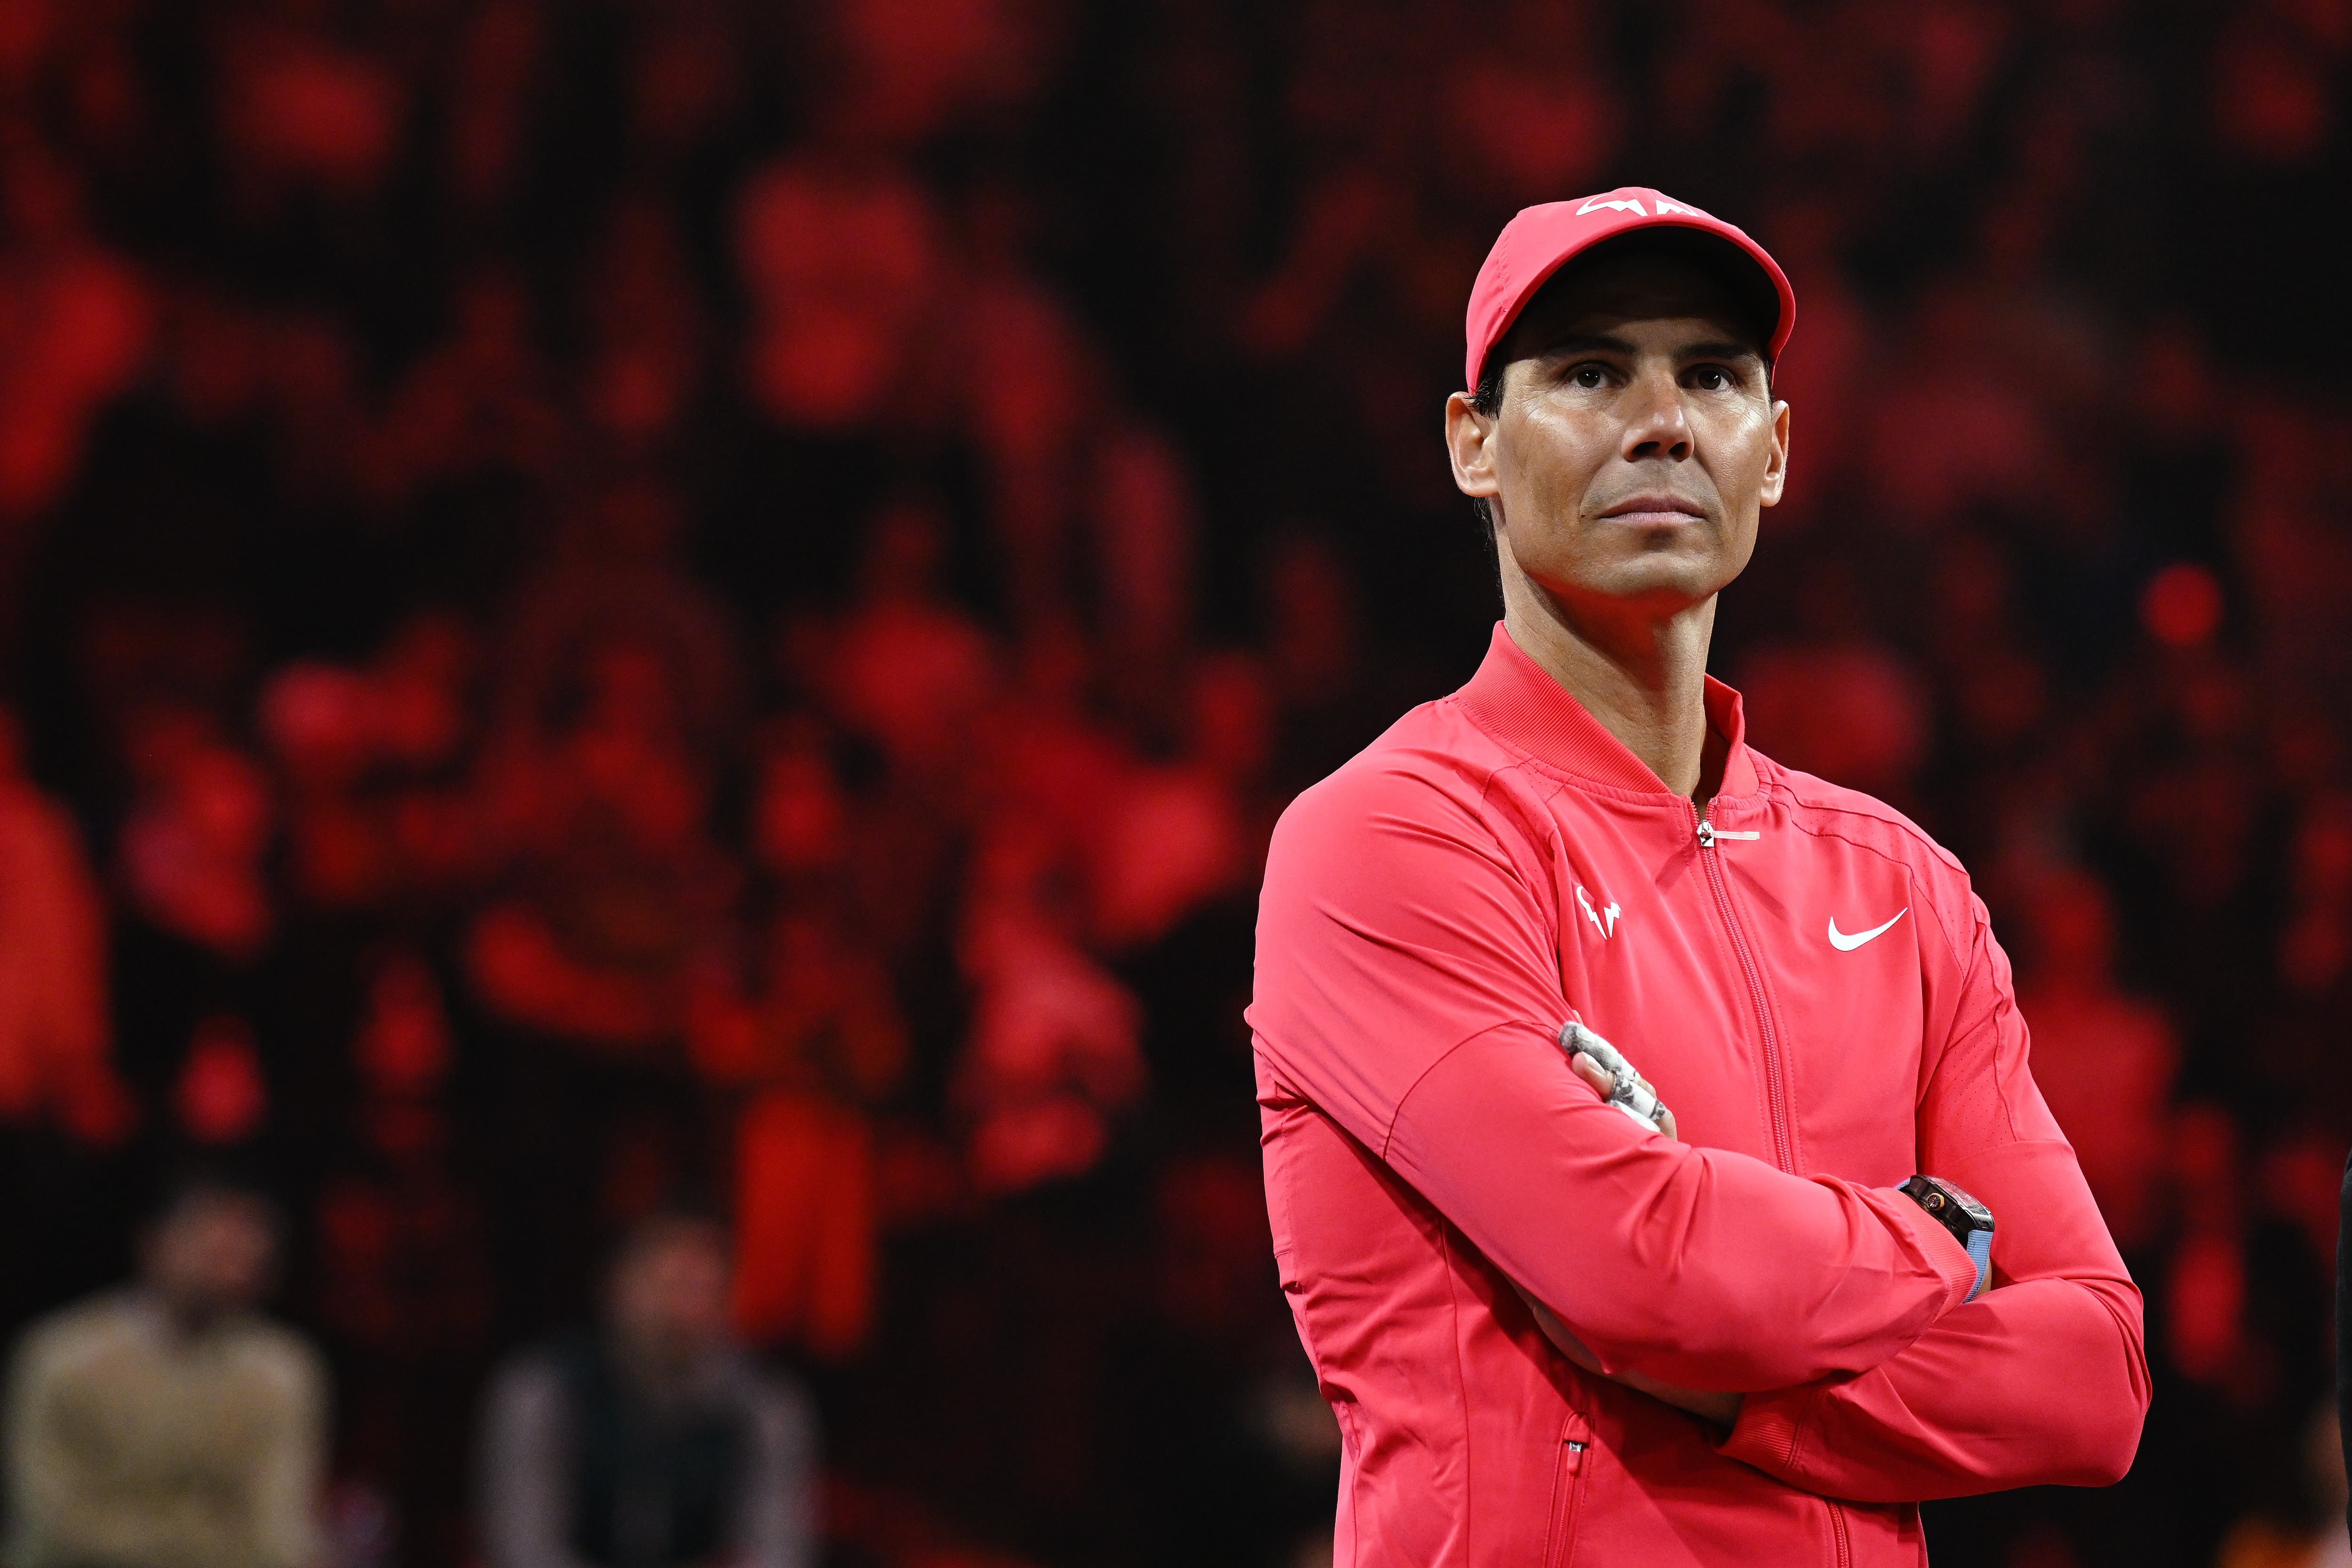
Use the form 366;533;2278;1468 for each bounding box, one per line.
1963;1226;1992;1303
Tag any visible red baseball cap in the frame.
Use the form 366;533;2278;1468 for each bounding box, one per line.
1462;187;1796;392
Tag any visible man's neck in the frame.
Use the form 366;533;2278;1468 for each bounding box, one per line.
1501;576;1723;803
611;1331;714;1404
139;1286;229;1342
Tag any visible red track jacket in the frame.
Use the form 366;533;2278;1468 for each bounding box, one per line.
1250;624;2149;1567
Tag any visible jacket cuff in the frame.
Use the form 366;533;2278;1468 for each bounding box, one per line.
1716;1381;1816;1475
1883;1184;1985;1316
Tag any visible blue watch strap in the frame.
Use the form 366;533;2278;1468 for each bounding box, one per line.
1963;1227;1993;1302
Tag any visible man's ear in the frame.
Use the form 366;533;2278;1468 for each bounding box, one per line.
1757;396;1791;509
1445;390;1501;508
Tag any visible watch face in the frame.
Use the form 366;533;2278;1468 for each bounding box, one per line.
1939;1182;1994;1228
1907;1175;1994;1231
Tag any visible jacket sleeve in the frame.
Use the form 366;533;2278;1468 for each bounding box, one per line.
1251;763;1979;1393
1717;892;2152;1500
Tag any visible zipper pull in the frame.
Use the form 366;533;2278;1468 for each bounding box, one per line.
1697;819;1760;848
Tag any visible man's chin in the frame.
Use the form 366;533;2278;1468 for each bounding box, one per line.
1564;558;1734;613
1507;536;1744;619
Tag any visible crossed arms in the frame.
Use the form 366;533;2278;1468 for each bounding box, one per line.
1251;774;2151;1503
1523;1019;2147;1499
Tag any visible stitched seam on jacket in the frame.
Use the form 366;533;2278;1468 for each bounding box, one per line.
1335;1397;1365;1568
1760;761;1967;871
1478;755;1578;949
1784;812;1968;972
1378;1018;1555;1160
1784;1381;1820;1475
1440;1222;1476;1566
1933;998;2023;1147
1447;694;1697;806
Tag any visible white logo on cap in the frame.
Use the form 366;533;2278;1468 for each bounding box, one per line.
1577;193;1712;221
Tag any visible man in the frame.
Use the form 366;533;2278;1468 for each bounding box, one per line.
4;1176;327;1568
478;1208;818;1568
1249;189;2149;1566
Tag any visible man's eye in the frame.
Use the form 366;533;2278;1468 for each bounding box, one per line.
1690;365;1735;391
1569;364;1609;389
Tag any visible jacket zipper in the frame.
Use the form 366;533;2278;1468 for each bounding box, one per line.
1693;807;1793;1172
1697;812;1841;1568
1544;1435;1589;1568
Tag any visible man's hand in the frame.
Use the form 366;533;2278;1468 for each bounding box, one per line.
1561;1026;1678;1140
1518;1019;1740;1429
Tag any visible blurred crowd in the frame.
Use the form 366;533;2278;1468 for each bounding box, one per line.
0;0;2344;1566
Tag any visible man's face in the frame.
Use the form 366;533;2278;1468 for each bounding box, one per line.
1447;252;1789;620
609;1225;732;1368
143;1195;278;1319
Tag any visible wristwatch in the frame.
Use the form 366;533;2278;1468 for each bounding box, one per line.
1900;1175;1995;1302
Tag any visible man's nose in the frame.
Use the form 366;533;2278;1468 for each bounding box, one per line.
1619;367;1692;462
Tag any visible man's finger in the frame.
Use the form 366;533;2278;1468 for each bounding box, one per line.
1570;1053;1616;1099
1558;1020;1668;1132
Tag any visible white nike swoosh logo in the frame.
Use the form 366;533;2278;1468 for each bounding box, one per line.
1827;909;1908;951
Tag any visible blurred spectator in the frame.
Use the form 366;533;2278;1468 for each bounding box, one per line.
0;139;152;525
469;594;741;1332
2280;796;2352;1001
955;811;1145;1195
171;1015;269;1151
115;711;274;964
1088;421;1198;713
467;622;736;1053
312;950;493;1568
1257;532;1406;800
257;613;485;915
734;155;943;435
962;267;1100;626
823;498;995;784
1087;654;1271;952
367;269;562;505
579;199;709;455
2013;868;2179;1253
2154;1101;2334;1561
691;728;909;1356
0;705;126;1145
3;1176;326;1568
478;1209;817;1568
213;7;404;201
1104;1154;1339;1568
1735;559;1931;806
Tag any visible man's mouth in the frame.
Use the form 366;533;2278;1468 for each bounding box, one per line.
1596;494;1709;525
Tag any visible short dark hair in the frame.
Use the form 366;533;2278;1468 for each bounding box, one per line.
605;1201;732;1281
145;1167;284;1240
1462;230;1775;538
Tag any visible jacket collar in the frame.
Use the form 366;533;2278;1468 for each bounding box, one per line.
1456;621;1758;799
